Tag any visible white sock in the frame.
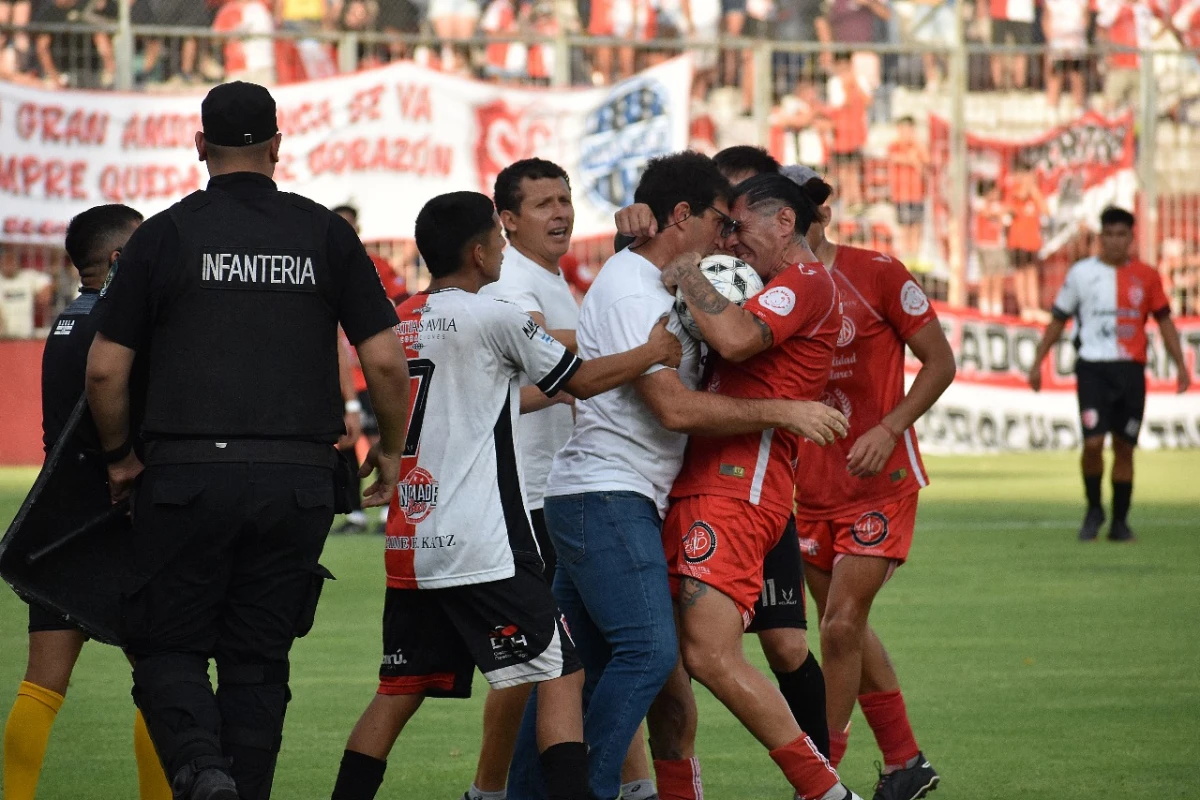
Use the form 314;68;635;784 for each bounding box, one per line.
621;780;658;800
816;784;850;800
466;786;506;800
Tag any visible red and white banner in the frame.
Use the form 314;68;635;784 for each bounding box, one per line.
0;57;693;245
911;305;1200;452
930;111;1138;263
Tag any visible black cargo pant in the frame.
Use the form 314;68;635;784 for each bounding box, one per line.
123;442;337;800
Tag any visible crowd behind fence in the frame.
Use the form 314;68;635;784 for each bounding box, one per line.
2;0;1200;340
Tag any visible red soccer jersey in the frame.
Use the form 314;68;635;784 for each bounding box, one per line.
794;247;939;520
670;262;841;517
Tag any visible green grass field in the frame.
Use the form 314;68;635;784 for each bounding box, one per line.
2;452;1199;799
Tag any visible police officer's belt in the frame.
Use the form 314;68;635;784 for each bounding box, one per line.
144;439;338;468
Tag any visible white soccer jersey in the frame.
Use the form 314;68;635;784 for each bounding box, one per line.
1051;256;1170;364
385;288;582;589
544;248;702;518
480;246;581;509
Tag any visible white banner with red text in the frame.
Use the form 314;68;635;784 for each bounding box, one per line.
0;57;692;245
911;305;1200;452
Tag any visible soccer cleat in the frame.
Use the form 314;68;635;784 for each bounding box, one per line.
1107;520;1136;542
1078;507;1105;541
872;753;939;800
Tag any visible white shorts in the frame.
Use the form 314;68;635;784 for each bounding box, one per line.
428;0;481;20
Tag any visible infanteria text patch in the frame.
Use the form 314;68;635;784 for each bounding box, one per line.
199;250;318;292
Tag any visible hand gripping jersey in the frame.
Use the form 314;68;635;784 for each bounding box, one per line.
794;247;938;520
386;289;581;589
1051;257;1170;364
670;262;841;517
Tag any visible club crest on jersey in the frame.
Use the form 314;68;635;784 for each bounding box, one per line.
900;280;930;316
398;467;439;522
837;316;856;348
758;286;796;316
1128;284;1144;307
682;521;717;564
851;511;889;548
820;387;853;420
1081;408;1100;430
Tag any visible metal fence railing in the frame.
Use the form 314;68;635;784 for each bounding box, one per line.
3;8;1200;338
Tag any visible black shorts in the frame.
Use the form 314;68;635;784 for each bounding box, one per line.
831;151;864;168
1011;248;1039;269
28;599;77;634
1076;359;1147;444
1051;57;1087;75
991;19;1035;46
531;507;556;585
31;0;76;23
377;556;581;697
746;516;807;633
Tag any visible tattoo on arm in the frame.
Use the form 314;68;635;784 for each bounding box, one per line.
678;267;731;316
680;577;709;609
752;315;774;348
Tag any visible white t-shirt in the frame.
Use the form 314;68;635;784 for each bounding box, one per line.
1043;0;1089;51
386;288;583;589
480;245;581;509
544;248;701;518
0;269;51;338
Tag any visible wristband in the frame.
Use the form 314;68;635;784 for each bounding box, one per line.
879;421;901;442
103;438;133;464
344;399;362;414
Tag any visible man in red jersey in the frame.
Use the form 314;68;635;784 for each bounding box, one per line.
791;171;956;800
660;173;860;800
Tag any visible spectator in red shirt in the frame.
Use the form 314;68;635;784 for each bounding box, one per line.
1096;0;1161;112
886;116;929;262
1006;170;1048;322
973;179;1012;316
824;52;871;213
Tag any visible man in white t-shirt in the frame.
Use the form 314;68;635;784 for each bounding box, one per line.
330;191;682;800
0;247;53;338
506;151;849;800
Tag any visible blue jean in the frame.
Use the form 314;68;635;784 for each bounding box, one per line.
507;491;679;800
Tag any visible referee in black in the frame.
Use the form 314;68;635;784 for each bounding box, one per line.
85;82;411;800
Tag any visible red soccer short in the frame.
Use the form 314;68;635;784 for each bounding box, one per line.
662;495;791;628
795;493;919;574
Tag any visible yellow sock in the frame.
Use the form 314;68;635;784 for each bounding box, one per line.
133;708;172;800
3;681;65;800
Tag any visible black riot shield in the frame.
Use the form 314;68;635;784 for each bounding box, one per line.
0;395;133;646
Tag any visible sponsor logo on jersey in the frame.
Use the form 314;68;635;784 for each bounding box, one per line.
381;649;409;667
522;317;541;340
1124;418;1142;439
900;280;930;316
385;534;456;550
830;353;857;381
718;464;746;478
53;319;74;336
851;511;889;548
1081;408;1100;430
836;316;856;348
397;466;439;522
760;579;798;608
489;624;530;661
682;521;717;564
758;286;797;316
200;251;317;288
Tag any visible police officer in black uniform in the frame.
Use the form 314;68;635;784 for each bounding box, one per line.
85;82;411;800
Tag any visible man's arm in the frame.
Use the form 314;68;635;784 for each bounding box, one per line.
847;319;956;477
1157;313;1192;393
664;256;776;363
635;369;848;444
355;328;411;507
520;385;574;414
528;310;577;352
1028;316;1068;393
563;317;680;399
85;332;140;502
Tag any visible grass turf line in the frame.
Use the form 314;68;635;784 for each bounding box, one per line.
1;451;1198;798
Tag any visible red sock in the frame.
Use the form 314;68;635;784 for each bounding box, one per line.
654;757;703;800
828;725;849;769
859;690;920;770
769;734;839;800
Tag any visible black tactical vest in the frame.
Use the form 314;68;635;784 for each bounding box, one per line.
142;187;343;441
